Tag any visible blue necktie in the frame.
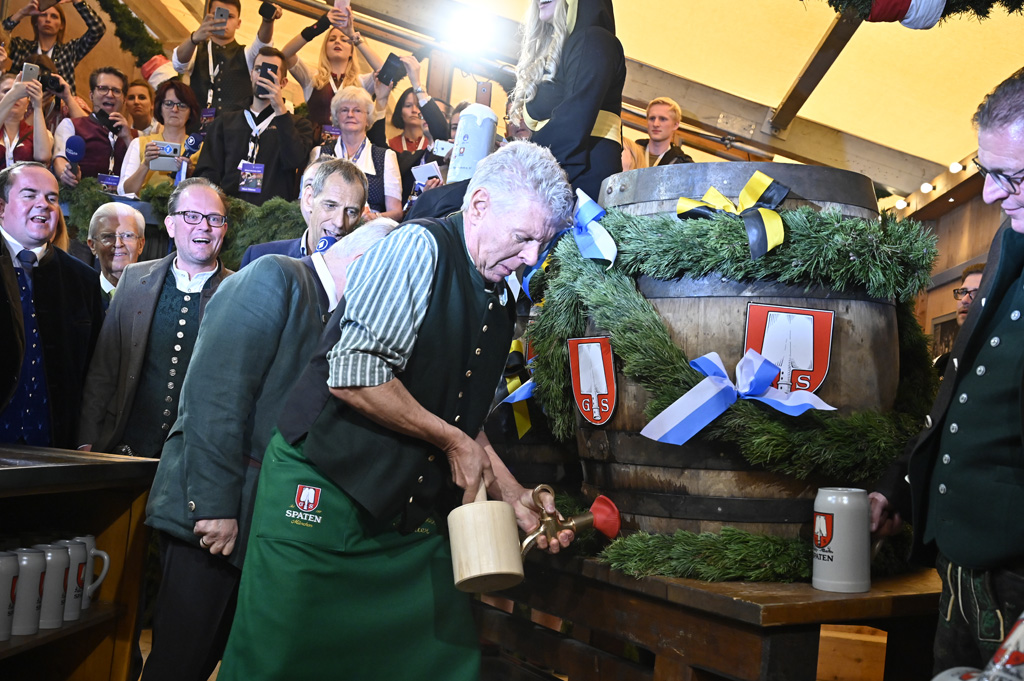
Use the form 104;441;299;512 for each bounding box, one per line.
16;249;36;294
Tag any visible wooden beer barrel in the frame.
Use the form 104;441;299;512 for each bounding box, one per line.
578;163;890;539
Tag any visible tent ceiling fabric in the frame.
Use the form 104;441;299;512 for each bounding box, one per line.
467;0;1024;179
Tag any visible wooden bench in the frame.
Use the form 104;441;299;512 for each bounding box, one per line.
475;556;940;681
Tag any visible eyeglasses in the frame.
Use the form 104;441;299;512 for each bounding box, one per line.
953;287;980;301
161;100;189;110
97;232;140;247
93;85;123;96
169;211;227;227
973;157;1024;195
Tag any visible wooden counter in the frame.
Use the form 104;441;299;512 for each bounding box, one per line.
476;555;941;681
0;445;158;681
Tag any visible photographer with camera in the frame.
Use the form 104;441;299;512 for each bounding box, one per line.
2;0;106;96
195;47;312;205
172;0;281;120
119;81;203;198
52;66;137;188
0;72;53;168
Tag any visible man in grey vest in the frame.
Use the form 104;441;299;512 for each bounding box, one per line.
871;68;1024;672
217;141;576;680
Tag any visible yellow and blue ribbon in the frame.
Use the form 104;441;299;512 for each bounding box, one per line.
500;339;534;438
676;171;790;259
640;349;835;446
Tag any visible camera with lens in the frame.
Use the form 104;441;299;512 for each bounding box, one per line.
39;73;62;93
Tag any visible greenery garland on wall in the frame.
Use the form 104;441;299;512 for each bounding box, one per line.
62;180;306;271
527;207;936;581
93;0;164;67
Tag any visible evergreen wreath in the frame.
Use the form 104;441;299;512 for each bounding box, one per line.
531;207;937;483
527;207;936;581
826;0;1024;19
63;180;306;271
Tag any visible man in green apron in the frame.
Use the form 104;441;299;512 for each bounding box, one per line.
218;141;576;679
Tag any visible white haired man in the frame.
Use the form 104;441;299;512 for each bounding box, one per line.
86;202;146;303
217;141;577;680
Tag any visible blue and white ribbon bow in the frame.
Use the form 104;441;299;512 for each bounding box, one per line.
523;188;617;301
641;349;835;446
572;188;617;268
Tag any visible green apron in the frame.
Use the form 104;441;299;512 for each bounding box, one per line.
218;430;480;680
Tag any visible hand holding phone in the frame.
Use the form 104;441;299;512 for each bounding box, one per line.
254;61;278;99
21;62;39;84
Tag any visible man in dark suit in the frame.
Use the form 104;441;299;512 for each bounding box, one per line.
239;156;364;266
77;178;232;457
1;162;104;448
141;159;393;681
871;69;1024;673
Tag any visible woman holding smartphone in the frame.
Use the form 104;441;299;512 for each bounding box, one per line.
0;71;52;168
119;80;202;197
281;5;384;137
2;0;106;95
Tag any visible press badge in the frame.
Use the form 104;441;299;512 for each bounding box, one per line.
238;162;264;193
200;108;216;131
97;174;119;194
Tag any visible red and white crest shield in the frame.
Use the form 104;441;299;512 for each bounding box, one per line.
744;303;834;393
295;485;321;512
813;512;834;549
568;337;616;426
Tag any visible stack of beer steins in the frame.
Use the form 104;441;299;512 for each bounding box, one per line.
0;534;110;641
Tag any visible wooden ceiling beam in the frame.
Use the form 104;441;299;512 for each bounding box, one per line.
769;11;862;133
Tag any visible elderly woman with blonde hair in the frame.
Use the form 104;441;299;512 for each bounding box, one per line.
310;85;402;223
508;0;626;197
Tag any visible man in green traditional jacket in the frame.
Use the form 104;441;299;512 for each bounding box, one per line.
871;68;1024;673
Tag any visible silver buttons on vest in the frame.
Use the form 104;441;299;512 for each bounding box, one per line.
959;393;967;404
925;415;933;428
990;337;1001;347
938;484;947;494
179;319;186;326
942;454;950;464
976;366;986;376
948;423;958;434
454;415;461;423
475;348;481;356
184;295;191;302
188;501;196;511
1013;311;1021;321
177;331;184;339
465;370;472;377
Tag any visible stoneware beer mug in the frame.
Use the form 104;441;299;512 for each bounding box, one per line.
812;487;871;593
11;547;45;636
31;544;70;629
73;535;109;610
54;540;87;621
0;551;18;641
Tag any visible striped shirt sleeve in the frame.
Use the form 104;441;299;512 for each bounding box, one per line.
326;224;438;389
